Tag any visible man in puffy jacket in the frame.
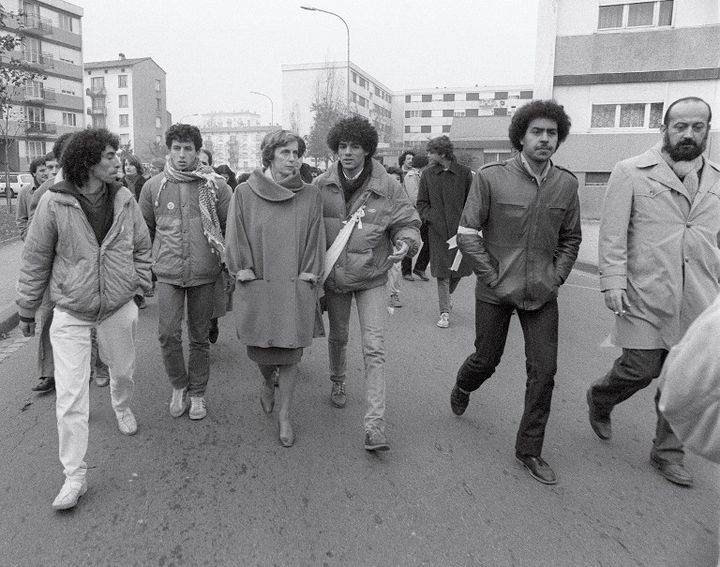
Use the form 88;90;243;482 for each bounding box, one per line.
17;128;152;510
315;116;421;452
450;101;581;485
139;124;231;421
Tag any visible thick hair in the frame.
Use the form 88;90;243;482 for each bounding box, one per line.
326;115;378;157
199;148;213;166
150;157;165;171
261;129;299;168
61;128;119;187
214;164;237;189
52;132;75;160
663;96;712;126
509;100;571;151
426;136;455;161
411;153;429;169
165;123;202;151
124;154;144;176
29;155;46;175
398;150;415;167
296;136;307;158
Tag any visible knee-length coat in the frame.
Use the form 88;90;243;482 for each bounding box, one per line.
225;169;325;349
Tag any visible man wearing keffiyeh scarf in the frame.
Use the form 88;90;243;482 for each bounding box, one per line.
139;124;232;422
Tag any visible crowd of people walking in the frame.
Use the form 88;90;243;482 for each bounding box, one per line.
13;94;720;565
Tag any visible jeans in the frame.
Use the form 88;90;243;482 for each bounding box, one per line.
456;299;559;457
326;285;388;431
157;281;215;397
589;348;683;464
50;300;138;482
437;276;461;314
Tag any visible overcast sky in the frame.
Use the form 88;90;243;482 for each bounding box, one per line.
81;0;540;123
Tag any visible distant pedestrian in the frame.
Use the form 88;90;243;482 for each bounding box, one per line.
450;100;581;485
315;116;420;451
587;96;720;487
17;128;152;510
123;155;147;201
139;124;231;421
225;130;325;447
148;157;165;178
214;164;237;190
199;148;213;167
401;153;430;282
16;155;47;241
398;150;415;181
416;135;474;328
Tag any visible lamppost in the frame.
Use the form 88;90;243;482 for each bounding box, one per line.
250;91;274;126
300;5;350;109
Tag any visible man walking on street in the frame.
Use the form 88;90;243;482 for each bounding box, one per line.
16;155;48;240
315;116;420;451
587;96;720;487
450;100;581;484
17;128;152;510
401;153;429;281
416;136;474;328
139;124;231;421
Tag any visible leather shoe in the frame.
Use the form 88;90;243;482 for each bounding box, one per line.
209;318;219;344
413;269;429;282
586;389;612;440
32;376;55;393
450;385;469;415
279;418;294;447
650;454;693;487
402;273;414;281
516;454;557;485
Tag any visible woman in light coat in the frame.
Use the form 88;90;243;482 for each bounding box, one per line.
225;131;325;447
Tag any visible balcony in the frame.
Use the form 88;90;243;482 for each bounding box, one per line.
23;14;53;35
22;51;54;70
87;105;107;116
25;122;57;136
24;87;56;105
86;86;106;98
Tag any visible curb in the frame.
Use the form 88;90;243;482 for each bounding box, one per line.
0;303;18;335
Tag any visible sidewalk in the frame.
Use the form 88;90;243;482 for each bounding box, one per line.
0;221;601;334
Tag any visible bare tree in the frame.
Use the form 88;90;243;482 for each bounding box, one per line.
307;65;348;167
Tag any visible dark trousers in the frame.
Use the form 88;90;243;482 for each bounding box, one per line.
589;348;683;463
456;299;559;457
403;221;429;275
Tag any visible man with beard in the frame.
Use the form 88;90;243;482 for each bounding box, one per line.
587;97;720;487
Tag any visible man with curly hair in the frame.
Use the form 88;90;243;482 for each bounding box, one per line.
139;124;232;421
315;116;421;451
449;100;581;484
17;128;152;509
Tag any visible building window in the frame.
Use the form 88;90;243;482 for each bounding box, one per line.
591;104;617;127
155;117;162;128
466;109;479;117
155;79;161;92
483;151;513;165
586;172;611;186
62;112;77;126
493;108;508;116
592;102;663;128
120;133;129;146
422;94;432;103
598;1;672;30
421;110;431;118
404;125;411;133
156;98;161;111
155;135;162;144
466;93;479;101
26;140;45;161
91;76;105;91
119;94;128;108
405;95;411;103
649;102;664;128
520;90;533;99
442;125;451;133
442;109;454;118
420;125;431;133
119;114;129;127
443;93;455;102
26;80;42;98
628;2;654;26
658;0;673;25
93;116;106;129
494;91;508;100
118;75;127;88
619;103;645;127
58;13;73;32
598;4;623;28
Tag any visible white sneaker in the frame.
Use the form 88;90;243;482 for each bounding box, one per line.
436;312;450;328
169;388;188;418
189;396;207;420
52;478;87;510
116;408;137;435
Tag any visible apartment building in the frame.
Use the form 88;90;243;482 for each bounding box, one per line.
535;0;720;217
181;111;275;173
0;0;84;171
84;55;169;163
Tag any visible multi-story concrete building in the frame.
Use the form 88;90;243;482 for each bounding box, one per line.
181;111;275;173
84;55;170;163
282;61;394;145
0;0;84;171
536;0;720;217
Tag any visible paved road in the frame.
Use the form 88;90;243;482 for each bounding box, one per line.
0;269;717;566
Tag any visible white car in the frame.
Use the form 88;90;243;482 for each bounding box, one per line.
2;173;33;197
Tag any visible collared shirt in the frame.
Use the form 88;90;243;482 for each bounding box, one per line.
520;153;551;186
342;166;364;181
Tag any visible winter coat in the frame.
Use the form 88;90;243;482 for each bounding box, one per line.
458;155;581;310
225;169;325;349
416;161;474;278
17;181;152;322
124;174;146;201
139;173;232;287
599;147;720;349
403;168;421;205
315;158;421;293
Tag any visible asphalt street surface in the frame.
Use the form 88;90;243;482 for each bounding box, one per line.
0;269;717;566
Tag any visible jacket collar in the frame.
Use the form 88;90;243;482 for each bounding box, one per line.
49;180;130;209
322;158;392;198
640;146;698;196
429;161;462;176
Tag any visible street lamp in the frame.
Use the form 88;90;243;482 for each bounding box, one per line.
300;5;350;109
250;91;274;126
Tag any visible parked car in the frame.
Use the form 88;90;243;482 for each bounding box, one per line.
2;173;33;197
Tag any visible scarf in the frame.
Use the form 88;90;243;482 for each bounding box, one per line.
338;157;372;207
157;158;225;258
659;145;704;203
